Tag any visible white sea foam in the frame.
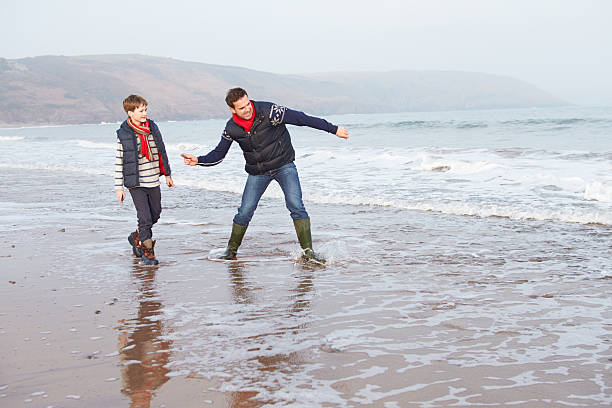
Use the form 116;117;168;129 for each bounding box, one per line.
305;191;612;226
417;154;501;174
301;149;502;175
174;177;245;195
0;136;24;141
165;142;207;152
0;163;112;177
177;162;612;225
0;155;608;225
584;180;612;202
74;140;115;149
74;139;206;152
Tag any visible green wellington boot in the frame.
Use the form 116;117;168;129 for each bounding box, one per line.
218;222;248;260
293;218;326;263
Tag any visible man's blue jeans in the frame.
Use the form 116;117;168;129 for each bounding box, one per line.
233;162;309;226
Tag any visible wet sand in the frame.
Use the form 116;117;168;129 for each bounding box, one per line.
1;168;611;407
0;222;259;407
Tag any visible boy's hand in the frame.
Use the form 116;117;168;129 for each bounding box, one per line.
116;189;125;203
181;153;198;166
166;176;175;187
336;126;349;140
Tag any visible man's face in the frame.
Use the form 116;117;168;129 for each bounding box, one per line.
128;104;148;124
230;95;253;121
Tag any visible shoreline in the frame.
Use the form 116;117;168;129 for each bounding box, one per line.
1;166;611;407
9;103;612;130
3;222;611;407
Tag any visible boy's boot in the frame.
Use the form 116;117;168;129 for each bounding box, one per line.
218;223;248;260
128;230;143;257
293;218;326;263
139;239;159;265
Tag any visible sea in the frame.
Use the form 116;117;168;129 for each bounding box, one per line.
1;106;611;226
1;105;611;407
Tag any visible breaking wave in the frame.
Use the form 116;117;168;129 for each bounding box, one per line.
305;192;612;226
0;163;111;177
74;140;115;149
584;181;612;203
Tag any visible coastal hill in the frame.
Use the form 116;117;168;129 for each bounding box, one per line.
0;54;565;126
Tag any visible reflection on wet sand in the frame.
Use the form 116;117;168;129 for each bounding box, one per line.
117;262;171;408
226;262;315;407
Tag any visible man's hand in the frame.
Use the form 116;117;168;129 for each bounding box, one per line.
115;189;125;203
166;176;175;187
181;153;198;166
336;126;349;140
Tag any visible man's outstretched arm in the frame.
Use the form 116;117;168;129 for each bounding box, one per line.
181;134;233;166
273;105;349;139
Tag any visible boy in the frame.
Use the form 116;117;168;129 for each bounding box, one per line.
115;95;174;265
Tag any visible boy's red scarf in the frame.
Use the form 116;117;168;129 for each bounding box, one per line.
232;101;255;132
127;118;166;175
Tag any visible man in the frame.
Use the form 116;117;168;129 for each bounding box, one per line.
181;87;349;262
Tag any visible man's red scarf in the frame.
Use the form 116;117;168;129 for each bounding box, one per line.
127;118;166;175
232;101;255;132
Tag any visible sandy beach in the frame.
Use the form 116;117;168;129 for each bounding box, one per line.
1;223;260;407
1;164;611;407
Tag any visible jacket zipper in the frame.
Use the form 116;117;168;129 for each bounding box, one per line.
249;113;264;173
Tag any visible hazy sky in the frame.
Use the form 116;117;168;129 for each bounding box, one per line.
3;0;611;105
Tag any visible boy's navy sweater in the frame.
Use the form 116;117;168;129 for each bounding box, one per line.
197;101;338;175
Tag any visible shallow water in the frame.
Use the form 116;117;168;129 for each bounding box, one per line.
1;162;611;406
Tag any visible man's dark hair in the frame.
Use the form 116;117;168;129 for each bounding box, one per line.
225;87;248;108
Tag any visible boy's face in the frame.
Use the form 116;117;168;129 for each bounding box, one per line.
128;104;148;124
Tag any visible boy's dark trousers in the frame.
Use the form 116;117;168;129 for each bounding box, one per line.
129;186;162;242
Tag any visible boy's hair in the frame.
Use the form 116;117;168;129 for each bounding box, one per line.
225;87;248;108
123;94;148;113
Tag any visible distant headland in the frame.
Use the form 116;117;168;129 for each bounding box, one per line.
0;54;566;127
